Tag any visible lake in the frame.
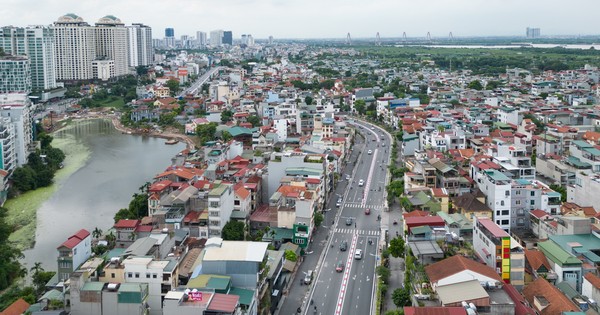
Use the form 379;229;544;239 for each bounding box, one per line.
22;119;185;271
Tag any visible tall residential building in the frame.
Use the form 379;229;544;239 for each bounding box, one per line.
0;26;57;92
526;27;540;39
126;23;153;67
165;27;174;38
222;31;233;45
0;56;31;94
0;93;33;169
95;15;129;77
268;35;274;45
52;13;97;81
196;31;207;47
210;29;223;46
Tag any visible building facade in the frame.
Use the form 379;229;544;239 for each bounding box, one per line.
0;56;31;94
52;13;97;81
0;26;57;92
126;23;153;67
95;15;128;77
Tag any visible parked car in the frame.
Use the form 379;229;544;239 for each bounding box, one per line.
340;240;348;251
346;217;353;226
336;261;344;272
336;197;343;207
304;270;313;285
358;179;364;187
355;249;363;260
368;150;372;155
345;174;351;180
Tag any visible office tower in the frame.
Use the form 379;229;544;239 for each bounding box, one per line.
526;27;540;39
196;31;207;47
0;56;31;94
127;23;153;67
247;34;254;46
210;30;224;46
95;15;129;77
0;26;57;92
165;28;174;38
52;14;97;81
268;35;273;45
222;31;233;45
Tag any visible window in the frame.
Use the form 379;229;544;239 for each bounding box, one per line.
146;273;150;279
530;200;535;206
128;272;133;278
111;273;115;278
505;190;510;197
515;200;521;205
73;248;77;255
501;220;509;225
153;274;157;279
502;210;509;215
135;273;140;278
500;201;504;206
530;191;535;197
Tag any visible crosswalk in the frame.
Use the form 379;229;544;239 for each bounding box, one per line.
343;203;385;210
334;228;381;236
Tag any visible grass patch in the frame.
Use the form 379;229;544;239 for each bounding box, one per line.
98;97;125;108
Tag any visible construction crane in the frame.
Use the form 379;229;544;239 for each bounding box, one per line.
375;32;381;46
346;32;352;45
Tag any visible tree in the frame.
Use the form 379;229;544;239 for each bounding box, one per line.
247;115;261;127
392;288;411;307
304;96;313;105
221;109;234;123
30;263;55;296
222;220;245;240
128;193;149;218
135;65;148;76
113;208;136;223
399;196;413;211
467;80;483;91
376;266;390;284
196;122;217;144
92;227;103;239
284;250;298;262
314;212;324;227
485;80;501;90
389;237;405;258
549;184;567;202
221;131;233;142
165;79;180;96
354;99;366;115
384;310;403;315
0;207;26;290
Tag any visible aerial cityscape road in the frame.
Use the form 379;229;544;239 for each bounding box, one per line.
278;119;392;315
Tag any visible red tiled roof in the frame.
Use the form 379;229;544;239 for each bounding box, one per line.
207;293;239;313
524;249;552;272
502;284;536;315
476;218;509;237
135;225;153;233
0;298;30;315
425;255;502;285
114;219;140;229
585;272;600;289
522;278;578;315
529;209;549;219
235;187;250;199
58;229;90;249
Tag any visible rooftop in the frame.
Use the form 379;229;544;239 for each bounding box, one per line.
203;240;268;263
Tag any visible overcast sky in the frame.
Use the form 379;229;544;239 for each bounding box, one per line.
1;0;599;40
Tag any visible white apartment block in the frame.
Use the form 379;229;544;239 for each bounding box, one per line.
476;170;512;231
53;14;97;81
0;94;33;168
95;16;129;77
210;30;223;46
0;25;57;91
127;23;153;67
123;256;176;315
207;182;234;237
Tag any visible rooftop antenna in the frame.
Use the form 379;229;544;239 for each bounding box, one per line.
375;32;381;46
346;32;352;45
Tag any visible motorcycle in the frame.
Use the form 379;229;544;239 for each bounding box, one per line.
393;220;398;225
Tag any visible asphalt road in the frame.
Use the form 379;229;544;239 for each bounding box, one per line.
304;121;392;315
177;66;222;98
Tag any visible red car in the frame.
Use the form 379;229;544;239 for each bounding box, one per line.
336;261;344;272
365;208;371;215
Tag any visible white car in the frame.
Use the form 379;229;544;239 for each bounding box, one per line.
355;249;363;260
368;150;372;155
358;179;364;187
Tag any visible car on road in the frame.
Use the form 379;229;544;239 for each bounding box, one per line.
336;197;342;207
304;270;313;285
367;150;372;155
355;249;363;260
365;208;371;215
335;261;344;272
346;217;353;226
358;179;364;187
340;240;348;251
345;174;351;180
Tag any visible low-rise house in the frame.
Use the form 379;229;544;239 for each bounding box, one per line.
424;255;503;291
524;249;556;285
537;240;583;292
57;229;92;281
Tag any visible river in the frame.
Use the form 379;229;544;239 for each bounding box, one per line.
22;119;185;271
